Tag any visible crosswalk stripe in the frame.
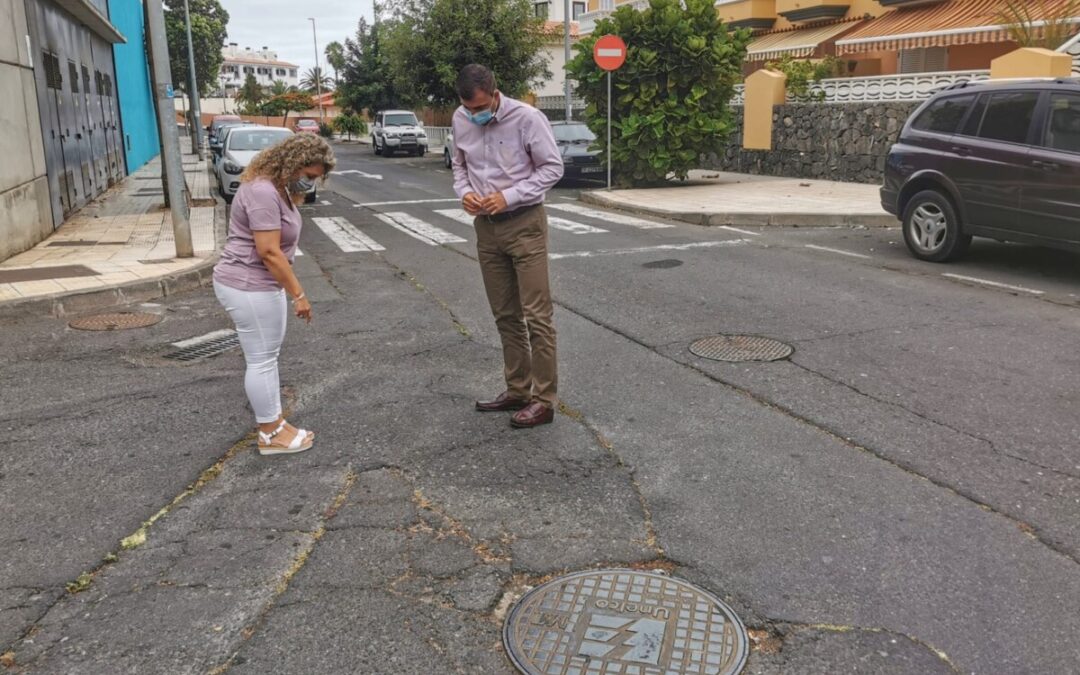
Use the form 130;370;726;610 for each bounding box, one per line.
312;217;385;252
548;216;607;234
548;203;674;229
375;212;468;245
434;209;476;227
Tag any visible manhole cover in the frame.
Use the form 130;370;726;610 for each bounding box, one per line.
642;259;683;269
504;569;748;675
690;335;792;363
69;312;162;331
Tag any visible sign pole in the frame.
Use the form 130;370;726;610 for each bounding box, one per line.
606;71;611;190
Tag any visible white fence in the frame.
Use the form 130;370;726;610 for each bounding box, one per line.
424;126;452;148
1060;31;1080;75
730;70;991;106
535;95;586;110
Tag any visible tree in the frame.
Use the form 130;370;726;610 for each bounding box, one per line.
995;0;1080;50
164;0;230;97
383;0;550;108
337;12;402;114
301;67;334;93
269;80;295;96
262;91;316;127
325;41;346;83
235;72;265;114
334;112;366;140
566;0;749;186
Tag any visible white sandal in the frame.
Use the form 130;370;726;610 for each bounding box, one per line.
257;421;314;456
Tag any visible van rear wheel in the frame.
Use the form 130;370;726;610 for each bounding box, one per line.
902;190;971;262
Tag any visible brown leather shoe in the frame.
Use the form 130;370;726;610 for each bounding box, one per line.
511;402;555;428
475;392;530;412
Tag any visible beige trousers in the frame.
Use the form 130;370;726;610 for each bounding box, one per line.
474;205;558;407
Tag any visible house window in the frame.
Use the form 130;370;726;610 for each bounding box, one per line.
535;1;550;18
573;1;586;18
243;66;253;74
290;69;297;77
898;47;947;74
276;68;286;76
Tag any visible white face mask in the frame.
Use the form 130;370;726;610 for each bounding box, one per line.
287;176;315;193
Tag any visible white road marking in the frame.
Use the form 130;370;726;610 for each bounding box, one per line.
548;203;673;229
295;248;304;256
434;209;476;227
356;198;460;207
312;217;386;252
942;273;1045;296
805;244;871;259
320;200;331;205
549;239;748;260
719;225;762;237
336;169;383;180
376;212;468;245
171;329;235;349
548;217;607;234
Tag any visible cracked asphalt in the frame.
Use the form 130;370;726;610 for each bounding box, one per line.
1;142;1079;673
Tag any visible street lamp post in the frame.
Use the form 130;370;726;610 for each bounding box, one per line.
564;0;572;121
183;0;204;159
308;18;325;122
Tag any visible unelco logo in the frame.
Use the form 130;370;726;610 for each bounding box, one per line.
576;613;667;665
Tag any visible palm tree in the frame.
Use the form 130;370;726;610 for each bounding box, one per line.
300;67;334;93
995;0;1080;50
269;80;295;96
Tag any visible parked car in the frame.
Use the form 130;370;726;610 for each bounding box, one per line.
371;110;428;157
552;121;604;181
207;115;241;156
882;78;1080;262
211;121;254;161
294;119;319;134
443;130;455;168
216;126;316;203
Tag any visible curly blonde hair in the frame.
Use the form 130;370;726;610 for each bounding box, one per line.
240;133;336;190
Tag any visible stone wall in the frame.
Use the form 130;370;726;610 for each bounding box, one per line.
707;101;922;184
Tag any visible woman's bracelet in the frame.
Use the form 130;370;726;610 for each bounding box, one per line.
292;292;306;302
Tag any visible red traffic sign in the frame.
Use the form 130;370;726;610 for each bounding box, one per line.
593;35;627;71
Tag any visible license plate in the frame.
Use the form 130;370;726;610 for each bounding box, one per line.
581;167;603;174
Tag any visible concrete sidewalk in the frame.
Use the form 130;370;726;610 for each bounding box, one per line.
0;150;222;317
580;170;896;228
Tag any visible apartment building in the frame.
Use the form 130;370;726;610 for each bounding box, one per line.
218;43;300;96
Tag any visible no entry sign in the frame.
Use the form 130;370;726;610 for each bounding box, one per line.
593;35;627;71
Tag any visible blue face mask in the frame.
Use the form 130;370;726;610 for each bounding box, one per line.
468;109;494;126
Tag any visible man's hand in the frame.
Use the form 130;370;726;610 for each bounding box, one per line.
481;192;508;215
462;192;485;216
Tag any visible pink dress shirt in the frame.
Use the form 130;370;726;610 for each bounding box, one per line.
451;94;565;209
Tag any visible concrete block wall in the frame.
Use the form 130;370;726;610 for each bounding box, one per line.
0;0;53;262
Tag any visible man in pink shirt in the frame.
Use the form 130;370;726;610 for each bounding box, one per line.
452;64;565;428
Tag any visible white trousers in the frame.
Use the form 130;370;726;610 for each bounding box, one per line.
214;281;287;423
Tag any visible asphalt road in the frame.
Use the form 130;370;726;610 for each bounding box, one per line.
1;140;1078;674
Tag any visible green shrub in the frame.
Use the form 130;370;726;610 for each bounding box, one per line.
566;0;749;186
318;122;334;138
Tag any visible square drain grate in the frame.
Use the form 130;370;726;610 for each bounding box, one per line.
164;329;240;361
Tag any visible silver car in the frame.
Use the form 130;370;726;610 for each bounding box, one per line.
216;126;310;202
372;110;429;157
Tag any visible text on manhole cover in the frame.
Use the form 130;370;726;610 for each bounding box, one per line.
504;569;748;675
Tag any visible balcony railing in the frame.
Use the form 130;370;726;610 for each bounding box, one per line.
579;0;650;33
1059;31;1080;76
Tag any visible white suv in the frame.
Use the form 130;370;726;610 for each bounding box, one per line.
372;110;428;157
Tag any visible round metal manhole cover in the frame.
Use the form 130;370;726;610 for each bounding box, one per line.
504;569;748;675
69;312;162;331
690;335;793;363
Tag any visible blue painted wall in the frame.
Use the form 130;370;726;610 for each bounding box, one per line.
109;0;159;172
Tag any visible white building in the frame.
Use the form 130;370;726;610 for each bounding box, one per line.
218;43;300;96
533;16;582;101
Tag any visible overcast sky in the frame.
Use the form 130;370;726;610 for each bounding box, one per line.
218;0;374;78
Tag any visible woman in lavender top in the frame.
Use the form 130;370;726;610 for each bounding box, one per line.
212;134;336;455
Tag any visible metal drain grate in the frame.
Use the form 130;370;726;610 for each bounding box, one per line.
69;312;162;331
163;329;240;361
504;569;748;675
690;335;793;362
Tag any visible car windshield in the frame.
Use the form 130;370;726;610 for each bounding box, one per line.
553;124;595;143
384;113;418;127
229;129;292;151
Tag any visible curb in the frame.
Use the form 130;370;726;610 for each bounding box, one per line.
579;190;898;229
0;199;226;321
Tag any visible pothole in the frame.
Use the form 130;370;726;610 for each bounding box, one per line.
642;259;683;269
69;312;162;331
689;335;793;363
503;569;748;674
